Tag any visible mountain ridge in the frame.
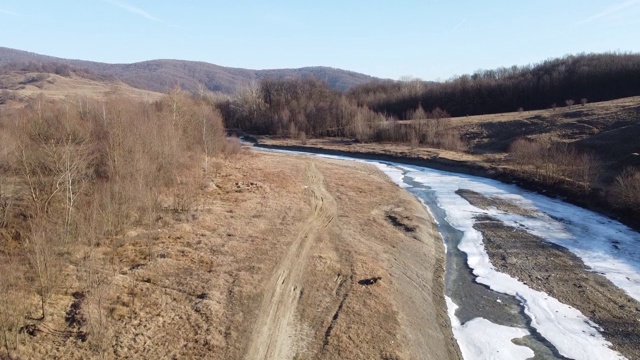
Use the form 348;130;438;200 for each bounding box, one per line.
0;47;380;94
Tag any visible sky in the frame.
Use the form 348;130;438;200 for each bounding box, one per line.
1;0;640;81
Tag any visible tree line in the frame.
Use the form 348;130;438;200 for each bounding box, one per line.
218;77;386;140
217;77;467;150
349;52;640;118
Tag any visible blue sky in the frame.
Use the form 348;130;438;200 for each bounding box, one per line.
1;1;639;81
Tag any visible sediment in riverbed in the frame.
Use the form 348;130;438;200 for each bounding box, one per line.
458;189;640;360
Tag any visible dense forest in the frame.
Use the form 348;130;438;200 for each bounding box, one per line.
219;77;385;139
349;53;640;118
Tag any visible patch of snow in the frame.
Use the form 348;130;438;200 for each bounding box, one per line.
372;162;408;188
446;297;534;360
396;165;627;360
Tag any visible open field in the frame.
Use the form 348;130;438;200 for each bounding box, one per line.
0;71;163;110
5;151;460;360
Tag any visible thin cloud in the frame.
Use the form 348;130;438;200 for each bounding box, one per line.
0;8;21;16
577;0;640;25
102;0;161;22
452;17;468;32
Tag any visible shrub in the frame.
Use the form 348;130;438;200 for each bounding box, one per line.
509;137;599;188
611;167;640;209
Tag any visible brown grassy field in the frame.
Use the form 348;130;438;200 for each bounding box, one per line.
0;74;462;358
0;71;163;110
1;150;460;359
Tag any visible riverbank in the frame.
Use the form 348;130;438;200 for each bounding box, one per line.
251;137;640;232
12;151;460;359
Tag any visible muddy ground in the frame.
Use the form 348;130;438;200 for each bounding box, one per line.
13;151;460;360
457;189;640;360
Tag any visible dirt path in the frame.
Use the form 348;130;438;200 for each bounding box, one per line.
245;162;337;360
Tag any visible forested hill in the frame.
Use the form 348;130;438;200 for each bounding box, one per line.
0;47;378;94
349;53;640;118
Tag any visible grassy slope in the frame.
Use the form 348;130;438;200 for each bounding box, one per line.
449;96;640;174
0;71;163;109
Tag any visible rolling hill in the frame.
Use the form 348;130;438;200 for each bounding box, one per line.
0;47;379;94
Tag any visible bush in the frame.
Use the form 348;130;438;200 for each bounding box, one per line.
610;167;640;209
509;137;599;188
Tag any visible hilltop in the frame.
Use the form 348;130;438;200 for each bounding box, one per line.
0;47;379;94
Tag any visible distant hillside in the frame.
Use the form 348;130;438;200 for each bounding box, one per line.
0;47;378;94
0;69;163;110
349;53;640;118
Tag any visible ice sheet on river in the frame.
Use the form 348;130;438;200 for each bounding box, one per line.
376;162;632;360
446;297;534;360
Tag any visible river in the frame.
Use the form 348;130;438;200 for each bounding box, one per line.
255;146;640;360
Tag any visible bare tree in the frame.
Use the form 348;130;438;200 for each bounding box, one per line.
24;220;64;320
0;179;13;229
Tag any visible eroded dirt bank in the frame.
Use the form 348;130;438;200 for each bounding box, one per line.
16;151;460;360
457;189;640;360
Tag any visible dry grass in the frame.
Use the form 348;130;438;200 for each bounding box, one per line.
0;150;459;359
0;71;163;111
611;167;640;209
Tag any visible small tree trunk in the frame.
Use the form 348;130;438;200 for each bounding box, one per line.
40;293;46;320
203;114;208;174
3;329;11;359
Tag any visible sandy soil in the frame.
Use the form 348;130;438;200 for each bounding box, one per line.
457;189;640;360
13;151;460;360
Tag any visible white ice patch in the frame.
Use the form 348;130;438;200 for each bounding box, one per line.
446;297;534;360
397;165;627;360
372;162;409;188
